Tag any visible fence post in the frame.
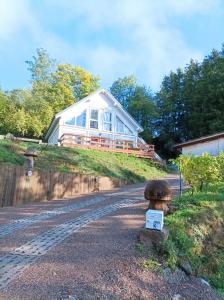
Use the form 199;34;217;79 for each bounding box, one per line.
179;171;182;196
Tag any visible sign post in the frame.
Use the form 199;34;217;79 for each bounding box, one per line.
179;171;182;196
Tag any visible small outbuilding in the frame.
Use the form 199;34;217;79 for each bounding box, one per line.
175;132;224;156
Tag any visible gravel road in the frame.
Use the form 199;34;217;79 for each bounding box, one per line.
0;174;222;300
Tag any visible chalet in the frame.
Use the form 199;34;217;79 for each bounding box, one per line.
175;132;224;156
45;89;156;159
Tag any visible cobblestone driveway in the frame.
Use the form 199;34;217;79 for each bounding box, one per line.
0;175;221;300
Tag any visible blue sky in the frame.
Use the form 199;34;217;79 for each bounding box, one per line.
0;0;224;92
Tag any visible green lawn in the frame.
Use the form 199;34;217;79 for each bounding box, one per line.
0;139;165;183
163;183;224;295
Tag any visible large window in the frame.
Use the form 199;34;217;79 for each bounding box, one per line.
76;110;86;127
65;110;86;127
116;116;133;135
65;117;76;126
104;111;112;131
90;109;98;129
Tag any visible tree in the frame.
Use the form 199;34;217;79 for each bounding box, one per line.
7;108;29;136
0;89;29;136
183;50;224;138
181;59;201;140
128;86;157;142
0;89;51;138
155;46;224;158
26;48;58;121
110;75;137;110
24;97;54;137
155;68;185;158
39;64;100;114
26;48;56;83
110;76;156;143
25;49;100;137
51;64;100;105
173;153;219;192
0;90;12;134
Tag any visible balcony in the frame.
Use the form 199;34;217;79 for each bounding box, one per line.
59;133;155;159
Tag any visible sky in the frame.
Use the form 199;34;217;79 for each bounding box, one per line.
0;0;224;92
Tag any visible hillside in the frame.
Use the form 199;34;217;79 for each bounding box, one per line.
0;139;165;183
163;183;224;295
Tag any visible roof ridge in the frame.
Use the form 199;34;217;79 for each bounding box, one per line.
175;131;224;148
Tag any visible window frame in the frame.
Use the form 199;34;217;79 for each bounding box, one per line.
64;117;76;126
115;116;133;135
103;111;112;132
64;110;87;128
90;109;99;129
76;110;87;128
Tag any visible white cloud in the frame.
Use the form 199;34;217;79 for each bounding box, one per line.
47;0;222;89
50;0;222;26
165;0;221;15
0;0;76;61
0;0;31;39
0;0;223;90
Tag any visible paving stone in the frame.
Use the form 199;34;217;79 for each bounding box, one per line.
0;197;140;289
0;188;140;238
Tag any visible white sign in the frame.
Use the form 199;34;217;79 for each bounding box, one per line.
27;170;32;177
146;209;164;231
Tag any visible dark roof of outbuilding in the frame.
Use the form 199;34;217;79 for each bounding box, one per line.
175;132;224;149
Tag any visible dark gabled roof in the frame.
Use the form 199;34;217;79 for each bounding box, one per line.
175;132;224;149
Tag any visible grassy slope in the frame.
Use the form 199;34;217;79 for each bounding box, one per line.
163;183;224;295
0;139;165;183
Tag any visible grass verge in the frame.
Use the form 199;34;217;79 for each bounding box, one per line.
161;183;224;295
0;139;166;183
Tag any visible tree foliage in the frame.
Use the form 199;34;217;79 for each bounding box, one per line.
110;75;137;110
1;44;224;155
0;48;100;138
110;76;157;142
172;153;220;192
128;86;157;141
26;48;56;83
51;64;100;103
156;46;224;158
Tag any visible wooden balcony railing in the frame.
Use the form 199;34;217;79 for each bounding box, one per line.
59;133;155;159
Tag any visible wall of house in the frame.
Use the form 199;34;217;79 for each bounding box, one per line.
182;137;224;156
48;125;59;145
51;92;138;145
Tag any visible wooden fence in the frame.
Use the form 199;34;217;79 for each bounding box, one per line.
0;166;128;207
60;133;155;159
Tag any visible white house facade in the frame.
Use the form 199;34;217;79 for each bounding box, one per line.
175;132;224;156
45;89;144;148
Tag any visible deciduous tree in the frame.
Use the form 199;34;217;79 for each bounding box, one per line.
110;75;137;110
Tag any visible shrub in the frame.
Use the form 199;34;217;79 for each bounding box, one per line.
161;183;224;294
216;152;224;181
172;153;220;193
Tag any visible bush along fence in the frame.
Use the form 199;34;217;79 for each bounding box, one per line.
0;165;128;207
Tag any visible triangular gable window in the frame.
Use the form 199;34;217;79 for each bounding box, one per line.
116;116;133;135
65;117;76;126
